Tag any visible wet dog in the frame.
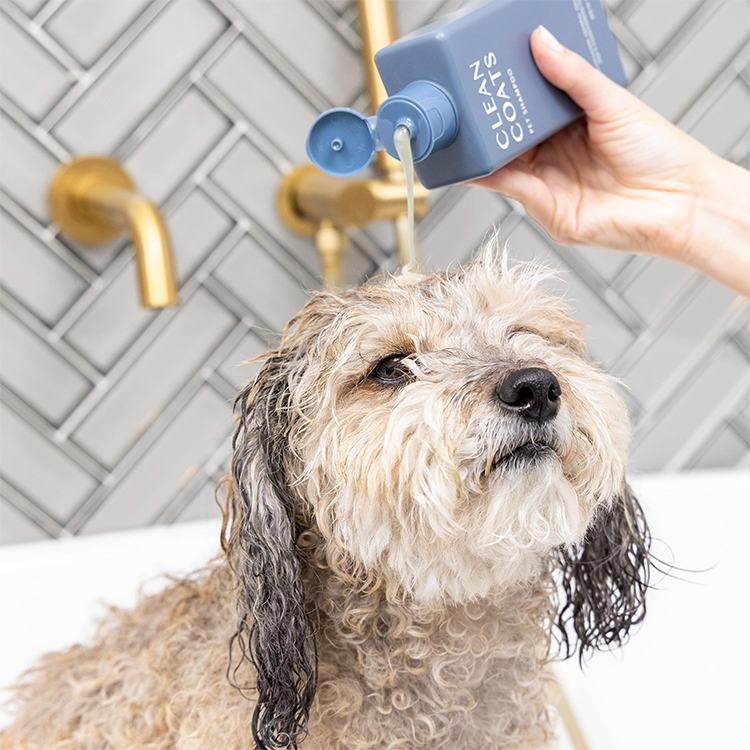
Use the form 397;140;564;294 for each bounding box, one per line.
2;247;650;749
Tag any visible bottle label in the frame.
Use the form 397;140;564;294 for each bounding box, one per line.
468;53;534;151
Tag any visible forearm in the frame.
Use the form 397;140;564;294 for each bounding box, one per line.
682;155;750;297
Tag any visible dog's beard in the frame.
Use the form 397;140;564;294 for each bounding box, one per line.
304;399;608;605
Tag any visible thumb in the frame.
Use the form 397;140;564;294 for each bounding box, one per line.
531;25;636;122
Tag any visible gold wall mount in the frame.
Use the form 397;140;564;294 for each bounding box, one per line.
49;156;178;308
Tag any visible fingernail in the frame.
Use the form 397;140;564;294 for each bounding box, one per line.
539;25;563;52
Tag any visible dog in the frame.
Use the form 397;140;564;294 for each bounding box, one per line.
1;246;651;749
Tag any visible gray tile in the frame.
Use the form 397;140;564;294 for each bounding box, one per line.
615;39;641;84
324;0;353;11
125;89;230;204
61;235;125;274
0;209;86;324
81;385;231;533
0;403;97;521
0;306;91;424
53;0;226;153
211;138;373;286
624;279;739;403
73;289;236;467
10;0;46;14
174;478;224;524
0;499;50;544
231;0;363;104
393;0;446;35
64;190;233;370
45;0;152;67
0;111;60;222
640;1;750;122
211;138;316;266
625;0;704;56
689;76;750;157
421;185;509;272
621;256;695;325
213;235;310;332
168;189;234;282
692;422;749;469
0;10;71;119
218;330;268;388
572;244;631;284
631;343;749;470
206;37;318;162
64;264;156;370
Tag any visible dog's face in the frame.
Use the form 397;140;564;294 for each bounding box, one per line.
289;255;629;603
228;251;650;750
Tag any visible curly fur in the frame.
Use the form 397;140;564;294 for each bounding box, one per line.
1;244;651;750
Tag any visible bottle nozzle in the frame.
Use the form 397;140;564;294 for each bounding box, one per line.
306;83;457;179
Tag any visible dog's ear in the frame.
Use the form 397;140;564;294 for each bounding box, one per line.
227;351;317;750
555;483;651;663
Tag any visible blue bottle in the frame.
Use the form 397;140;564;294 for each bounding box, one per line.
306;0;626;189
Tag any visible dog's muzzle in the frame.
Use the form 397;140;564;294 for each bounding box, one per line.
496;367;561;423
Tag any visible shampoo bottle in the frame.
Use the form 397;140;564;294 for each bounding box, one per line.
306;0;626;189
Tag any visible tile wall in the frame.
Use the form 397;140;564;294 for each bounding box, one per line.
1;0;748;543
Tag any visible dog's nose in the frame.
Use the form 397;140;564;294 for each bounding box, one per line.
496;367;561;422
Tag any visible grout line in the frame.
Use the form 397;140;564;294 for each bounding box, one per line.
199;176;320;286
111;24;241;161
0;478;64;539
152;430;234;525
633;299;750;440
193;77;293;172
63;319;250;534
666;370;750;471
1;289;103;384
612;272;709;376
52;223;248;442
1;1;83;77
302;0;361;52
205;0;334;112
0;92;71;162
0;191;97;281
38;0;173;133
32;0;69;27
0;383;110;481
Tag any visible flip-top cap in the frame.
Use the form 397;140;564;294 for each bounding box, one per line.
306;108;377;177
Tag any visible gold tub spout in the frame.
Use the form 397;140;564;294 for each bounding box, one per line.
49;156;178;308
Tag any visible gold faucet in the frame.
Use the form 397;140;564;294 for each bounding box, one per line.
49;156;178;308
277;0;429;289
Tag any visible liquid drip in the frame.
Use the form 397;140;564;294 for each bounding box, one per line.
393;124;417;275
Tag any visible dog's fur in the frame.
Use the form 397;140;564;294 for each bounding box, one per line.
1;248;651;750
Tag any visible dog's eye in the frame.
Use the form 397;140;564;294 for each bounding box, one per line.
369;355;412;385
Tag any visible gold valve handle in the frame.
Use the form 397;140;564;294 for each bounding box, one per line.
49;156;178;308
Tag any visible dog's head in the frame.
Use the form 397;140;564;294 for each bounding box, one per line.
226;248;650;749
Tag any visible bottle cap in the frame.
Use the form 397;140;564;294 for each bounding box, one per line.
305;108;378;178
306;84;457;178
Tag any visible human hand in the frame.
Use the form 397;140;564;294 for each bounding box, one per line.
471;26;750;296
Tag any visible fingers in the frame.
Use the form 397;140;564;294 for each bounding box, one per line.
470;160;538;205
530;26;638;123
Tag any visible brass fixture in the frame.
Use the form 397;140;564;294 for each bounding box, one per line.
49;156;178;308
277;0;429;288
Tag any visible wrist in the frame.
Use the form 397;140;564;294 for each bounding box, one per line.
681;152;750;297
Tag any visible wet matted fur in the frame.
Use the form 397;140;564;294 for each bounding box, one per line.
1;248;651;750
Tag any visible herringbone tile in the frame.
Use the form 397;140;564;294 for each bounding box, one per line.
0;0;748;543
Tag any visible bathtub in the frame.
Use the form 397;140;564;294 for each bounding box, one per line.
1;470;748;748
